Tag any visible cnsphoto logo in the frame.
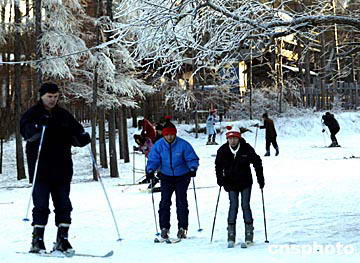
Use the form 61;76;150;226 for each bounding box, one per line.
268;242;355;255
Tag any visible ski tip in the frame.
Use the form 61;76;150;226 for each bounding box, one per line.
104;251;114;257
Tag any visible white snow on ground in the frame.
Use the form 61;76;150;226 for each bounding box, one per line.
1;111;360;262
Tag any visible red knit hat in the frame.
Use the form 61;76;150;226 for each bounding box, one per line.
162;121;177;136
225;126;241;138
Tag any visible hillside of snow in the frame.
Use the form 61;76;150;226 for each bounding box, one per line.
0;111;360;262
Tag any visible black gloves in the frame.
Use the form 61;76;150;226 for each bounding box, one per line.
71;132;91;147
258;178;265;189
189;169;197;177
217;177;224;187
38;115;51;127
146;170;155;180
322;129;325;133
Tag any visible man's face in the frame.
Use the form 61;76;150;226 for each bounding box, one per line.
227;136;240;147
164;134;176;143
41;92;59;110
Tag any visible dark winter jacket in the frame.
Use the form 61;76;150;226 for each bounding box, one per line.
322;113;340;132
260;118;277;139
146;137;199;177
215;138;264;192
20;101;90;184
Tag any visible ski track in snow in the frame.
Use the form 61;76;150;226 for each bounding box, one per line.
1;111;360;262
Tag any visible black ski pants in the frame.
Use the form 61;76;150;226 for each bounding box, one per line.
159;175;191;230
265;136;278;152
32;182;72;226
227;187;253;225
330;127;340;144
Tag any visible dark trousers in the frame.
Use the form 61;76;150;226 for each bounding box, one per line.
265;137;278;152
227;187;253;225
208;134;216;142
159;175;191;230
32;182;73;226
330;128;340;143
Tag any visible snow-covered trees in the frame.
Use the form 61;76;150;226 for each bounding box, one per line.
113;0;360;75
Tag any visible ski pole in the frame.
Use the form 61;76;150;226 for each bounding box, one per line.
210;186;222;242
261;189;269;243
254;127;258;149
88;145;122;241
23;126;46;222
132;150;135;184
192;178;203;232
151;178;160;236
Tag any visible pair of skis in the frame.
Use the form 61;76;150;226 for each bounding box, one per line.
154;237;181;244
17;250;113;258
228;240;254;248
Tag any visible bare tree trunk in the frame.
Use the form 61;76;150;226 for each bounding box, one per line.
117;110;123;160
121;106;129;163
131;108;137;128
249;40;253;120
98;107;108;168
34;0;42;87
0;139;3;174
14;2;26;180
89;0;103;181
108;109;119;178
91;71;98;181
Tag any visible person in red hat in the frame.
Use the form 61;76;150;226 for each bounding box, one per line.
146;120;199;240
206;109;218;145
215;125;264;248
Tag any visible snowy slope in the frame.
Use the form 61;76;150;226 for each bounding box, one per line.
1;111;360;262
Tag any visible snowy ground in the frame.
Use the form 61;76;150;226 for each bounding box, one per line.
1;111;360;262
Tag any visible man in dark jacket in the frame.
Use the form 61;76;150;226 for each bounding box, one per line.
215;126;264;248
146;121;199;240
322;112;340;147
255;112;279;156
20;83;91;254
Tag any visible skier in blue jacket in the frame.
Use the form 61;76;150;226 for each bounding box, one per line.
146;121;199;240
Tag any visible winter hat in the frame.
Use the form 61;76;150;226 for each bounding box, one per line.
164;115;172;120
262;112;268;118
39;82;59;97
225;126;241;139
162;121;177;136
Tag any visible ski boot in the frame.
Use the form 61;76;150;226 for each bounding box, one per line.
212;141;219;145
227;224;236;248
177;228;187;239
275;147;279;156
245;223;254;243
53;224;74;253
328;141;337;147
206;141;212;145
264;151;270;156
160;228;169;239
30;226;46;253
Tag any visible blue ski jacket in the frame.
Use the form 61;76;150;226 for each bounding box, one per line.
146;137;199;176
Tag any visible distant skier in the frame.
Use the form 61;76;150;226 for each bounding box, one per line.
215;126;264;248
206;109;218;145
146;121;199;239
20;83;91;253
322;112;340;147
254;112;279;156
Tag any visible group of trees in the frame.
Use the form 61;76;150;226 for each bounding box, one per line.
1;0;360;180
